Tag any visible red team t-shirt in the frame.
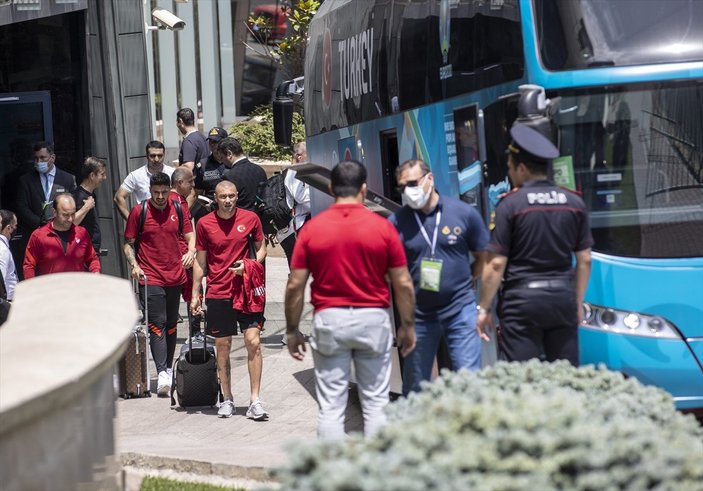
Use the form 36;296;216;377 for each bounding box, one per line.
291;203;407;312
169;190;192;256
124;200;192;287
195;209;264;299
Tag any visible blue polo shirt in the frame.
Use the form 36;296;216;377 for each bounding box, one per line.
389;194;489;321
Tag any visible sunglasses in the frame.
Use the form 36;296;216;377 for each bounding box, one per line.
396;173;428;193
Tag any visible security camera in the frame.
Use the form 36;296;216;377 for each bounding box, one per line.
152;8;186;31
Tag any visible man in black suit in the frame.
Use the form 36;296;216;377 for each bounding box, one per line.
14;141;77;277
217;137;266;212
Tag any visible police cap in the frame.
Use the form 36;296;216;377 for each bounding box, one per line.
508;123;559;162
207;126;228;142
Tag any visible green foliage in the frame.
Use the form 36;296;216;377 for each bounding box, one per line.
246;0;320;79
228;105;305;160
139;476;245;491
274;361;703;491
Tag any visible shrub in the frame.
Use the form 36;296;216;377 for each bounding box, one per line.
228;105;305;161
274;361;703;491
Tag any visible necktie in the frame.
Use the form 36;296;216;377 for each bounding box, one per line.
42;174;50;201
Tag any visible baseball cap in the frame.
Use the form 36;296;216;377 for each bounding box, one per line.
207;127;228;142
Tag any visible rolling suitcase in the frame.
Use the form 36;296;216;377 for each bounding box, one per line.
170;310;221;408
118;274;151;398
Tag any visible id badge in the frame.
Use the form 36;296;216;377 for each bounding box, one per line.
419;258;442;292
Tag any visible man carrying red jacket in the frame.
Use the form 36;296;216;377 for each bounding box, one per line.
191;180;268;420
24;193;100;278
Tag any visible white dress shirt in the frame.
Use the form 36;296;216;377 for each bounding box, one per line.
0;235;18;300
284;168;311;230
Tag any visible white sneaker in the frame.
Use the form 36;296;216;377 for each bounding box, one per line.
156;370;171;397
246;399;268;420
218;400;235;418
166;368;173;380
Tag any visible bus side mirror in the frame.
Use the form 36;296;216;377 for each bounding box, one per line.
273;96;293;147
272;77;304;147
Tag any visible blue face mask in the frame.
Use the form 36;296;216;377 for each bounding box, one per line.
35;161;50;174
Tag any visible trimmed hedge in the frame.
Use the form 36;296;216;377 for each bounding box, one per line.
275;361;703;490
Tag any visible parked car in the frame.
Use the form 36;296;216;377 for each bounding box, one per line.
248;4;288;42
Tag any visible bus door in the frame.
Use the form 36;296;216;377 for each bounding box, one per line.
481;94;520;224
466;95;521;366
379;129;402;205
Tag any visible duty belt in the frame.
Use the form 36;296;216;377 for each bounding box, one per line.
507;279;572;289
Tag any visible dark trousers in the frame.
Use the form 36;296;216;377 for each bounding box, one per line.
140;284;182;373
280;233;296;268
498;286;578;365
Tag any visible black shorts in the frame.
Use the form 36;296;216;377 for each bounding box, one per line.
205;298;264;337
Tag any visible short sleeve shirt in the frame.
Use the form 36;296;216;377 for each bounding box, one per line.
169;190;193;256
389;195;489;320
124;200;192;287
292;203;407;312
179;131;209;167
195;209;264;299
488;179;593;284
196;155;225;197
120;164;175;205
73;185;100;250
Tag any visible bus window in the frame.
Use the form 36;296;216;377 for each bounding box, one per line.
482;95;520;221
453;106;481;210
380;130;401;204
553;83;703;258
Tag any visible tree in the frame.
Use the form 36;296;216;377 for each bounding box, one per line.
246;0;321;80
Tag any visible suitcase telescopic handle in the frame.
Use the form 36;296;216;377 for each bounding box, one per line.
141;273;148;330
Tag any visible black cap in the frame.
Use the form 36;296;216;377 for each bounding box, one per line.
207;127;228;142
508;123;559;162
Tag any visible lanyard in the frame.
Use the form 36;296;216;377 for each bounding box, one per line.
413;209;441;257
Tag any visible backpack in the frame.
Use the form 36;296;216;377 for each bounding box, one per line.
134;199;183;252
255;170;291;235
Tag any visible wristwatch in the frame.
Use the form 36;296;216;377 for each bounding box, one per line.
476;305;492;314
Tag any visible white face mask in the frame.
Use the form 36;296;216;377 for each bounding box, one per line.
402;175;432;210
35;161;50;174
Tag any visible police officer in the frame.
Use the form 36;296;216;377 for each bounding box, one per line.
476;123;593;365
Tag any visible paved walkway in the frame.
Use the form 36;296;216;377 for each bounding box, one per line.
115;254;363;489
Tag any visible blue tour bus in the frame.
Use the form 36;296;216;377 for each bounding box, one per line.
285;0;703;410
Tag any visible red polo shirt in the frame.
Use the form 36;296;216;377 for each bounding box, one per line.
23;222;100;278
291;203;407;312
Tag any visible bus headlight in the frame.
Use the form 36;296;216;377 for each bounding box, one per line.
581;303;681;339
598;309;618;328
623;313;641;330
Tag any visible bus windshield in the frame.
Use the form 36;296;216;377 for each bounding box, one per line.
534;0;703;70
552;82;703;258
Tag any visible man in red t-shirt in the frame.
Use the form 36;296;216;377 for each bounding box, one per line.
170;166;201;338
191;180;268;419
24;193;100;278
285;160;416;440
123;172;196;397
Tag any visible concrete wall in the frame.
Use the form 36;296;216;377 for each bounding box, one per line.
0;273;138;491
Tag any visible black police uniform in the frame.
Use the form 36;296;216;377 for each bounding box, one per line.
488;124;593;365
196;127;228;199
192;127;228;222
